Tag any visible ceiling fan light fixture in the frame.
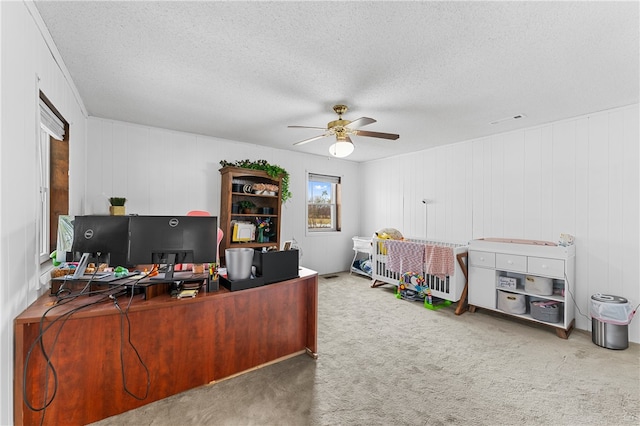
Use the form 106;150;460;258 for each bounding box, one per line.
328;140;354;158
290;104;398;149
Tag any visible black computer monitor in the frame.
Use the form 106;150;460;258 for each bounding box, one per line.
71;215;131;278
128;215;218;280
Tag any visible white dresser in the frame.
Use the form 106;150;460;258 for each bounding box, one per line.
467;239;576;338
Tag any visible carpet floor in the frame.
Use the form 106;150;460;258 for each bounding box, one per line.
92;272;639;425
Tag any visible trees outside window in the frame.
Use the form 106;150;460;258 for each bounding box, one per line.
307;173;341;232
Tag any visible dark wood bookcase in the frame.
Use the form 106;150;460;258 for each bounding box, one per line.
219;166;283;263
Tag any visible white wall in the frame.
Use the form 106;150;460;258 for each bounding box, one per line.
360;104;640;343
0;2;88;424
86;117;361;275
2;3;638;425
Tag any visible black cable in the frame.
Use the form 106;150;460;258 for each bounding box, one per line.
564;272;590;321
55;287;71;297
34;301;83;426
112;293;151;400
55;281;128;302
566;272;640;325
24;271;135;415
631;303;640;324
54;258;101;297
54;267;97;302
24;270;152;420
22;293;110;417
54;275;70;298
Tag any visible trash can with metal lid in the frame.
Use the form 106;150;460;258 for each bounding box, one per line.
590;294;633;350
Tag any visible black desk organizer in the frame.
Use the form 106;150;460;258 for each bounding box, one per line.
220;249;299;291
220;275;264;292
253;249;299;284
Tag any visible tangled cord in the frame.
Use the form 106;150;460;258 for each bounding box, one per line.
24;271;152;423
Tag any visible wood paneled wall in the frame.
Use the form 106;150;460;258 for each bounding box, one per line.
360;104;639;342
86;118;362;277
1;3;88;425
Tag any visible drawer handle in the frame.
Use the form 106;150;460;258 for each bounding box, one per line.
507;260;513;265
541;264;548;269
480;257;485;261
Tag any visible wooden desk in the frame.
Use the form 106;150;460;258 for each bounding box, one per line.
14;268;318;426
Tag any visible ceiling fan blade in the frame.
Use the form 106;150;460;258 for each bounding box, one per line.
346;117;376;129
354;130;400;140
293;134;328;146
288;125;327;130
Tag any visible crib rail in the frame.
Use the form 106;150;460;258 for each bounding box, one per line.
372;237;468;302
403;237;467;248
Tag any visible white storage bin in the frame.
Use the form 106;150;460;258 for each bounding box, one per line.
524;275;553;295
497;290;527;314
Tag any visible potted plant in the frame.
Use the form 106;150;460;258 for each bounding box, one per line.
109;197;127;216
220;159;291;203
238;200;256;214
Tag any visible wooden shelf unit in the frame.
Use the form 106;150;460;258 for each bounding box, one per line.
219;166;283;262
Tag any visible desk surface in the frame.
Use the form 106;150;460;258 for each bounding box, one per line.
15;267;318;426
48;270;210;297
25;267;314;324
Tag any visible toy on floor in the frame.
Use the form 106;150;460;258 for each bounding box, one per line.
396;271;452;310
396;272;428;302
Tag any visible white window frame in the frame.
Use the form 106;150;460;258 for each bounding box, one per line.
38;98;65;263
37;128;51;263
307;172;341;233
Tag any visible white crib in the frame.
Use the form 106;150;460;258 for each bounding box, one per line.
372;237;468;306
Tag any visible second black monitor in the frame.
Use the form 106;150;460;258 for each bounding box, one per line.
128;215;218;279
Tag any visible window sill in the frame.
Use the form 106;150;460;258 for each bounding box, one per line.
306;230;342;237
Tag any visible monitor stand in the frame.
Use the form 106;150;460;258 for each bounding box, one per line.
72;253;91;279
151;253;178;281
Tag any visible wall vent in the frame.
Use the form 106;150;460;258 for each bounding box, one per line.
490;114;526;125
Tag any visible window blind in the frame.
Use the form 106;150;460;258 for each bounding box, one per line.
39;99;65;140
308;173;340;184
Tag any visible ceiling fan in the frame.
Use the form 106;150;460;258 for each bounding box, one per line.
289;104;399;157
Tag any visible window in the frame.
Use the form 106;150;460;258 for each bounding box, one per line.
307;173;341;232
38;93;69;263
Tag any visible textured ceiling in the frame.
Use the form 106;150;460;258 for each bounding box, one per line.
34;1;639;162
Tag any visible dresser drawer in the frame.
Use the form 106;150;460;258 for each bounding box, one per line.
528;257;565;278
495;253;527;273
469;251;495;268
